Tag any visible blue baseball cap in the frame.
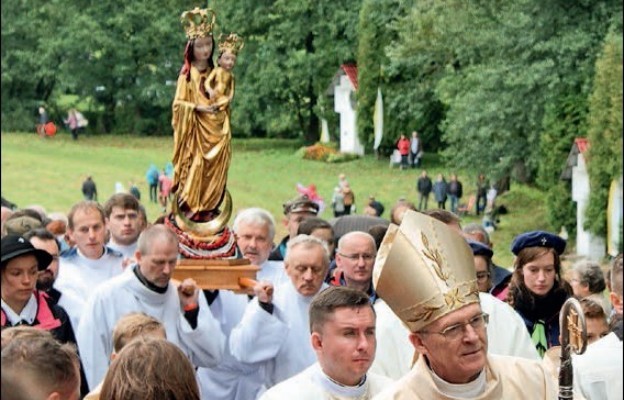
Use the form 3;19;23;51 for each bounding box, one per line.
467;239;494;258
510;231;566;256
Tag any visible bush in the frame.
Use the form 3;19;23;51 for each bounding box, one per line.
295;142;360;163
296;143;338;161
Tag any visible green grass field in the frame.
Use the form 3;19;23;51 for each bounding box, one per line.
1;130;551;268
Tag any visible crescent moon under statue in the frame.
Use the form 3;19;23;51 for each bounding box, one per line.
172;190;232;237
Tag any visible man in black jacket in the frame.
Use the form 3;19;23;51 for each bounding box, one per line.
416;170;432;211
447;173;463;214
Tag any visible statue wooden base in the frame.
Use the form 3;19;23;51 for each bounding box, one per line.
173;258;260;294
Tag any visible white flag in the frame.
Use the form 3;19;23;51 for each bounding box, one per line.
373;87;383;150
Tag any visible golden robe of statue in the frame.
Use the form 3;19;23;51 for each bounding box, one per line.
171;65;233;214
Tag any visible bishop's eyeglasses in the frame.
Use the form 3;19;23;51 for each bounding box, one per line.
419;312;489;340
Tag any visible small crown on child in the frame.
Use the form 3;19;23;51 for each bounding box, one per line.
180;7;217;40
218;33;245;55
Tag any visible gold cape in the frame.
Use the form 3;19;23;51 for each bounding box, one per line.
172;65;232;213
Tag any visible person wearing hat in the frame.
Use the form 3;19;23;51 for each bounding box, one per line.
468;240;495;293
372;211;554;398
1;235;78;346
268;195;320;261
3;234;91;398
506;230;572;358
3;214;43;237
463;223;512;301
370;213;539;380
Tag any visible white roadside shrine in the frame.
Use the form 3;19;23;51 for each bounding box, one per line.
561;138;604;260
325;64;364;155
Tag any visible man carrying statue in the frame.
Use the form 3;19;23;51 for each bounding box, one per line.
371;210;556;399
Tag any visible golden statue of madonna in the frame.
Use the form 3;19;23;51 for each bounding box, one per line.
167;7;244;259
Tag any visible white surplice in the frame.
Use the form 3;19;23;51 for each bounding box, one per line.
229;281;329;388
573;332;623;400
55;246;124;328
76;266;225;390
260;363;393;400
197;290;266;400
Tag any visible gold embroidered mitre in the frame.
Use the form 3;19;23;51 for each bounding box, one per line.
218;33;244;55
372;210;479;332
181;7;216;40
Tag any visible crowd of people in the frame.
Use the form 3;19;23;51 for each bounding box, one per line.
6;5;620;400
0;188;621;399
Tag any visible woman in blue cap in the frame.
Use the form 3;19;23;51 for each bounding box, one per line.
506;230;572;358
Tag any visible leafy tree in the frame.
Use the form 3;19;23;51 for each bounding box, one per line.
212;0;361;143
585;24;623;236
387;0;620;185
538;94;587;236
356;0;408;150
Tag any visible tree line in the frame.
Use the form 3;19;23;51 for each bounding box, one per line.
1;0;621;237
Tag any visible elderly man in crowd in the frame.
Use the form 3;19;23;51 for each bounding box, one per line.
260;286;392;399
76;224;225;390
269;195;319;261
197;207;285;400
372;211;554;398
233;207;287;285
230;235;330;389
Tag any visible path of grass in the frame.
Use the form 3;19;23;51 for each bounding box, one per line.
1;131;550;267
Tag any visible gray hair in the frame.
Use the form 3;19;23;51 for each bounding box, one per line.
286;234;330;268
232;208;276;241
573;261;607;294
137;225;179;256
463;223;491;247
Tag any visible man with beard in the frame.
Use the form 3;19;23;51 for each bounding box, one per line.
23;228;83;331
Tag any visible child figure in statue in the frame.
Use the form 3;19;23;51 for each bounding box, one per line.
204;33;243;114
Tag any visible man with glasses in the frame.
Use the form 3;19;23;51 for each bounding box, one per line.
230;235;330;389
372;211;555;398
331;231;378;303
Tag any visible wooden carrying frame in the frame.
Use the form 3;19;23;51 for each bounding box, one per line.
173;258;260;293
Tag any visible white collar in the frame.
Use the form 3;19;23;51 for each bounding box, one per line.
311;363;369;399
430;366;486;399
1;294;38;325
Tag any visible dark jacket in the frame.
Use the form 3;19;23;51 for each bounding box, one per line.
448;180;463;198
268;235;289;261
1;290;90;396
417;176;433;195
511;285;570;356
